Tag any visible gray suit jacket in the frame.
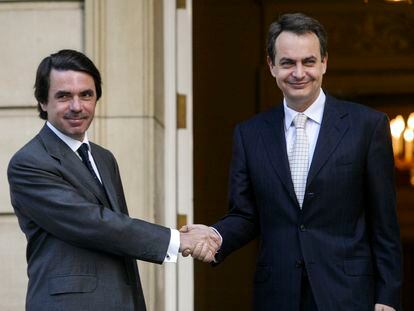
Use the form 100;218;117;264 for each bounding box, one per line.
8;125;170;311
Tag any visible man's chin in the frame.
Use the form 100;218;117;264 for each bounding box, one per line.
67;131;86;141
61;127;88;141
285;91;317;110
287;91;310;102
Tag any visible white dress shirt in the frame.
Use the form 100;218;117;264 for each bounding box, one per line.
284;89;326;169
46;122;180;263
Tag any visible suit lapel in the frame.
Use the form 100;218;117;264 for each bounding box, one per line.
92;147;122;213
259;96;349;205
260;105;298;205
306;96;349;188
39;125;113;209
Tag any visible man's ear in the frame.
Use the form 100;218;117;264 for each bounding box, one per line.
321;53;328;74
267;56;276;78
40;102;47;112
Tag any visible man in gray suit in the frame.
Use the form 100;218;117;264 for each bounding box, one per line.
8;49;220;310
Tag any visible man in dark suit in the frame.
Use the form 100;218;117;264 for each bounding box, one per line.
185;13;402;311
8;49;219;310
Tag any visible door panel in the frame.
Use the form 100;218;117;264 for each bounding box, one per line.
193;1;262;310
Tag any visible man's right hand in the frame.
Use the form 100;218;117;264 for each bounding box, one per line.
179;224;221;263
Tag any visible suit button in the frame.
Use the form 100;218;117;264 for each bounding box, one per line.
307;192;315;199
299;224;306;231
296;260;304;268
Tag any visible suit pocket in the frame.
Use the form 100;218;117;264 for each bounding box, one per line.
254;265;271;283
343;258;373;276
48;275;97;295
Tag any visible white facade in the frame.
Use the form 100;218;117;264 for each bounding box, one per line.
0;1;193;310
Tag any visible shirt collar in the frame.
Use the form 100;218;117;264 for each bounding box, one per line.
283;89;326;131
46;121;90;152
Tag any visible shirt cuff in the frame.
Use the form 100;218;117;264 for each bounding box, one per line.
209;226;223;245
209;227;222;263
164;228;180;263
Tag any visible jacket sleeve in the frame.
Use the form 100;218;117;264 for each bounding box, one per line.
212;124;260;263
365;113;402;310
8;148;171;265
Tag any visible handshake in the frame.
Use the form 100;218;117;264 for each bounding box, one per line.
179;224;222;263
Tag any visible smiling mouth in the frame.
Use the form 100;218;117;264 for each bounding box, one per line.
65;117;88;126
64;115;88;120
288;81;310;88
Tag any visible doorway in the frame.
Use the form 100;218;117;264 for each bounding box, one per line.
193;1;264;310
193;1;414;310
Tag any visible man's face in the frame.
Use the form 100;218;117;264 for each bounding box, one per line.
267;31;327;111
40;69;97;141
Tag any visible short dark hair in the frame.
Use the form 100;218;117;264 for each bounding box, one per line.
267;13;328;65
34;49;102;120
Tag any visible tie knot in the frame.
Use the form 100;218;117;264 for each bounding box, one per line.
293;113;307;129
78;143;89;155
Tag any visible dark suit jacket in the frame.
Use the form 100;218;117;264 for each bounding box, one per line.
213;95;402;311
8;125;170;311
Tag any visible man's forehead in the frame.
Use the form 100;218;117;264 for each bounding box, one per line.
274;32;321;58
49;69;95;87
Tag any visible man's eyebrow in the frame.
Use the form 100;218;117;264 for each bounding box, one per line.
80;89;95;94
278;57;294;63
54;90;71;97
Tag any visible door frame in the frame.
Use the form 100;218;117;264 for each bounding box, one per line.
164;0;194;310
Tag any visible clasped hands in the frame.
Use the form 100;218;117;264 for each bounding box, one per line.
179;224;221;263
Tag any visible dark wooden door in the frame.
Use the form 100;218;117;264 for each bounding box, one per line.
193;1;264;310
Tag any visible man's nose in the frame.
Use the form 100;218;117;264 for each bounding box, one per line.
70;97;82;112
292;64;305;79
